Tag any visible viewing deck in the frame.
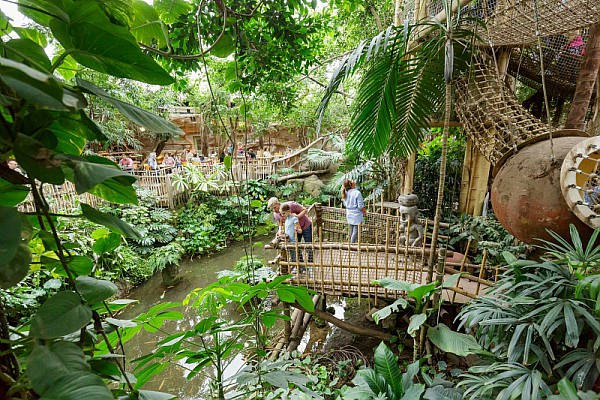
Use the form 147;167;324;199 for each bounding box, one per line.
271;205;499;305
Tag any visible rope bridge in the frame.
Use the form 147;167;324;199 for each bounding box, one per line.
271;205;500;305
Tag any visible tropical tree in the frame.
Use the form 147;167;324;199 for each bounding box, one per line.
316;0;479;262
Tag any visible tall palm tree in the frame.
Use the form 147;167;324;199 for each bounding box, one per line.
317;0;479;270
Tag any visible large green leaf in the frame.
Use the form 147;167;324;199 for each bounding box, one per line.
39;372;113;400
45;255;93;277
154;0;192;24
131;0;166;47
77;78;182;135
0;178;30;207
92;232;121;255
0;243;31;289
18;0;70;26
64;154;137;196
14;27;48;47
27;341;90;395
138;390;177;400
407;313;427;337
427;323;483;357
30;291;93;339
75;276;117;304
0;207;21;264
373;342;403;396
2;38;51;72
13;134;65;184
211;34;235;58
81;204;142;239
49;1;173;84
0;57;67;111
0;9;12;35
372;297;408;324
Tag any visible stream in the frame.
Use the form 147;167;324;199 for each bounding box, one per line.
120;238;274;399
120;238;375;399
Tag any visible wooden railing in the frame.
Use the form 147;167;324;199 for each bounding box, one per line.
271;204;499;304
17;158;280;212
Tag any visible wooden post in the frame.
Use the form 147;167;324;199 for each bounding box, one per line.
458;139;491;216
281;246;292;341
475;250;488;295
433;248;447;307
451;240;471;303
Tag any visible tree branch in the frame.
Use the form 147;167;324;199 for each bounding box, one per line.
291;303;392;341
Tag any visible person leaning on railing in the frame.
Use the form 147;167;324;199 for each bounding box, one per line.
268;196;313;263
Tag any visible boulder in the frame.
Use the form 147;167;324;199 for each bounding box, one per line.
303;174;324;197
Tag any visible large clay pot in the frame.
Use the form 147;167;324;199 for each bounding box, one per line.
491;136;592;244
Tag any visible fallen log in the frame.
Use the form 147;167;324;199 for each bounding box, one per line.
275;169;329;183
291;303;392;342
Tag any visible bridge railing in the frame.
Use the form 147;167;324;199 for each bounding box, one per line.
275;204;500;304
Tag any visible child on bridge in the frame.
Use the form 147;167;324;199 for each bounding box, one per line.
280;203;303;263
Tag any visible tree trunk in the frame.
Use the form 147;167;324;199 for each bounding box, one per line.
565;21;600;130
427;82;451;282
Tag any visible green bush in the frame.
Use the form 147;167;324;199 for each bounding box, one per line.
444;213;530;265
414;132;465;218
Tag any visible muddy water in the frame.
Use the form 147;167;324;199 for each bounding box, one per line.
120;238;275;400
120;239;379;399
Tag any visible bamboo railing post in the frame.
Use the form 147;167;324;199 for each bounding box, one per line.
433;248;447;307
394;210;401;281
374;228;380;306
475;250;488;295
404;219;410;281
451;240;471;303
384;218;391;299
280;245;292;341
358;226;362;303
421;219;429;283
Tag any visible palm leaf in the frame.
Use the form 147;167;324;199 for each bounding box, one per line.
316;25;405;132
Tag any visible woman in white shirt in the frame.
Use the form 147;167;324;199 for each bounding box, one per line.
341;179;366;243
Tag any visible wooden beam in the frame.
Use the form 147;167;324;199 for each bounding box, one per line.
291;303;392;341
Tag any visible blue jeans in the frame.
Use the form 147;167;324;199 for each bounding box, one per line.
349;224;359;243
296;224;313;263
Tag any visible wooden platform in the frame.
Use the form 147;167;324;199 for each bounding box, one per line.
276;244;494;305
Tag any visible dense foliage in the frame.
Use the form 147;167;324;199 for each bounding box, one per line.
414;132;465;217
458;226;600;398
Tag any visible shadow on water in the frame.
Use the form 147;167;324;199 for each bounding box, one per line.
120;237;276;400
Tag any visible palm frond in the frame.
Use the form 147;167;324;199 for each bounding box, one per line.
316;25;405;133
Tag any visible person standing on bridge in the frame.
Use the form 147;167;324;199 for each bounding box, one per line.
341;179;366;243
268;197;313;262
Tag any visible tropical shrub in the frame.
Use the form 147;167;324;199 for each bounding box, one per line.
341;342;426;399
457;226;600;397
445;213;530;265
112;202;178;255
414;132;465;218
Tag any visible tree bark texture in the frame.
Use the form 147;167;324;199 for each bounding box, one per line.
565;21;600;130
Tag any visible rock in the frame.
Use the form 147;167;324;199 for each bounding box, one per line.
287;178;304;192
302;174;324;197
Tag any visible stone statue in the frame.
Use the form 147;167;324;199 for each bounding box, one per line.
397;194;424;247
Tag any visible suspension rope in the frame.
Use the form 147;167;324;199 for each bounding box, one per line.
533;0;556;162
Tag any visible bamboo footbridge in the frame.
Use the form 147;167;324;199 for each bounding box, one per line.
270;204;500;305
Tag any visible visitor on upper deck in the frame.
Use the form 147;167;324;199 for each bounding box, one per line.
119;156;134;170
146;152;158;170
341;179;366;243
268;196;313;262
162;153;176;168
